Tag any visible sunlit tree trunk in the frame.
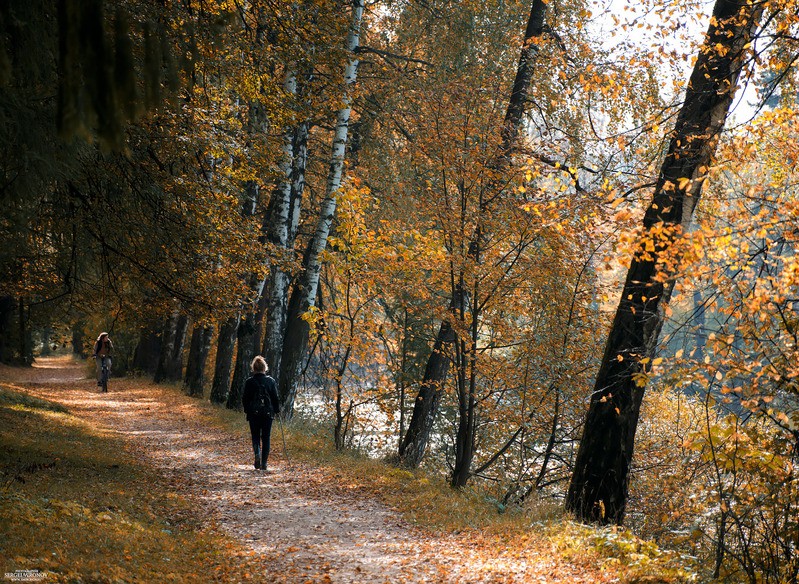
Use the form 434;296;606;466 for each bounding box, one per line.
264;118;309;375
565;0;763;525
278;0;364;417
184;323;213;397
399;0;547;468
263;70;299;377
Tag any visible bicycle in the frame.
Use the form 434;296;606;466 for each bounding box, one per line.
99;356;110;393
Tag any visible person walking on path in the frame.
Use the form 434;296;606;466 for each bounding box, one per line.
92;332;113;388
242;355;281;470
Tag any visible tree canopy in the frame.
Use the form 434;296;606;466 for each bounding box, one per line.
4;0;799;580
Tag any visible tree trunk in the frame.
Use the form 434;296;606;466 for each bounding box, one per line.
228;293;267;410
399;0;547;468
288;121;309;246
209;173;261;402
132;326;161;375
451;339;477;487
210;315;238;404
262;71;298;377
184;324;213;397
0;296;15;363
397;308;409;452
71;320;87;358
278;0;364;417
264;120;309;376
277;283;312;416
693;288;707;364
18;297;33;366
398;320;455;466
451;272;480;487
154;311;188;383
40;326;53;356
565;0;762;525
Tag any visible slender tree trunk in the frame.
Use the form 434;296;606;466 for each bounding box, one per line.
228;291;268;410
184;324;213;397
535;388;560;488
210;172;261;402
333;345;353;451
278;0;364;416
154;311;188;383
397;324;452;466
262;71;299;376
714;510;728;579
398;0;547;468
71;320;87;358
0;296;13;364
40;326;53;356
693;288;707;364
132;325;161;375
264;120;309;376
287;120;309;246
397;308;409;452
210;316;238;404
18;297;33;366
451;273;480;487
565;0;762;525
451;341;476;487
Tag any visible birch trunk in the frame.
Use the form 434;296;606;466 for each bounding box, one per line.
262;71;301;377
399;0;547;468
263;119;309;377
565;0;762;525
278;0;364;416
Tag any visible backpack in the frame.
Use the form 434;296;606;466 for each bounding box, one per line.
251;376;274;417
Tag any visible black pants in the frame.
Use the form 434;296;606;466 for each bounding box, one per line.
249;415;274;462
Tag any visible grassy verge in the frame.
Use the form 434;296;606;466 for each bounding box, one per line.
0;383;261;583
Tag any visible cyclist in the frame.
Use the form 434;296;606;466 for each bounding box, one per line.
92;332;113;390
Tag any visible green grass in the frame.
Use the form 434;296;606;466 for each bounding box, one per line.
0;384;262;583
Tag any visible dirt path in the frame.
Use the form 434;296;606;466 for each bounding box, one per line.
6;356;596;584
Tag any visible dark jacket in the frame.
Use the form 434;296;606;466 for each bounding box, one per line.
242;373;281;420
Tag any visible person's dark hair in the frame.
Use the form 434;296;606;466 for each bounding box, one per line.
251;355;267;373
